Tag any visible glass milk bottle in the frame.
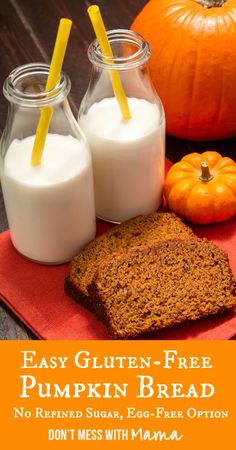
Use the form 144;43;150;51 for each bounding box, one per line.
79;29;165;224
0;63;96;264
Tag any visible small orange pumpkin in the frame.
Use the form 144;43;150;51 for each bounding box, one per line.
164;151;236;224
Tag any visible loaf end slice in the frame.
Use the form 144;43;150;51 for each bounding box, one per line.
66;212;195;305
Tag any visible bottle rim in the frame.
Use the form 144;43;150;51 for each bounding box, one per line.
3;62;71;107
87;29;151;70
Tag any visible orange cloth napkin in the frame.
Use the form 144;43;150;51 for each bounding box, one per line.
0;158;235;340
0;215;235;340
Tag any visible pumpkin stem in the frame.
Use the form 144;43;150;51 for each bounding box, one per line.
196;0;226;7
199;161;214;182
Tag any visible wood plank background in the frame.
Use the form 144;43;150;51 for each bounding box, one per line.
0;0;235;339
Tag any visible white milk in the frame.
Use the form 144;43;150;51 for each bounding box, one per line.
0;134;96;263
79;97;165;223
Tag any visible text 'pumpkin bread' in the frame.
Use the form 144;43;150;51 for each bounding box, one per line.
89;239;236;339
65;212;195;310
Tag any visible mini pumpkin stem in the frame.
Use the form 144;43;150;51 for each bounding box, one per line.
196;0;226;7
199;161;214;182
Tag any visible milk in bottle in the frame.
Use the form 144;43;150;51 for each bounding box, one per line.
79;30;165;223
0;63;96;263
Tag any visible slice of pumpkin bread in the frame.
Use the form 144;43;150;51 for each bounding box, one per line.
89;239;236;339
65;212;195;310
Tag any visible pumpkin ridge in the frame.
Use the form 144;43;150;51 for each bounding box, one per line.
159;0;187;17
161;1;198;22
210;183;236;222
209;15;225;137
215;175;236;197
186;184;215;223
168;179;197;216
200;151;222;168
157;4;200;44
214;156;236;170
167;163;194;174
148;19;192;122
164;175;196;200
222;8;236;37
186;11;209;137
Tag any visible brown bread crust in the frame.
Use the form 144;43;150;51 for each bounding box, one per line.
65;212;195;304
89;239;236;339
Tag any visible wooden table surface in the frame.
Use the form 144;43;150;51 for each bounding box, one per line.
0;0;235;340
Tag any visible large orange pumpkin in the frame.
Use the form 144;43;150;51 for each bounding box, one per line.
132;0;236;141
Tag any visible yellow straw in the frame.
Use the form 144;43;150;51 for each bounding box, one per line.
31;18;72;166
88;5;131;120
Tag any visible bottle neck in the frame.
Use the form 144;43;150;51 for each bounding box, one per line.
3;63;71;108
88;29;151;71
